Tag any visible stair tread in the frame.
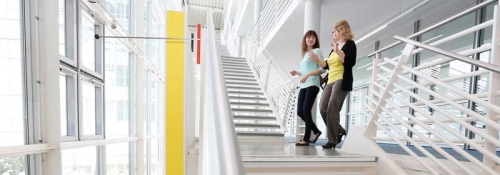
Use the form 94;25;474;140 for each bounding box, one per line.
221;56;246;59
227;86;261;90
233;115;275;119
225;81;259;85
232;108;273;113
231;102;269;106
227;91;264;95
235;123;280;127
225;77;257;81
236;131;284;136
229;96;266;100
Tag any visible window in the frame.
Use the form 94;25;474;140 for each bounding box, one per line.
0;156;26;175
62;147;98;175
105;38;130;138
0;0;24;147
60;74;68;136
59;0;65;56
81;10;96;72
106;143;130;175
82;81;97;135
103;0;130;32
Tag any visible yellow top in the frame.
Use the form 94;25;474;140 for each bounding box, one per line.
327;51;344;84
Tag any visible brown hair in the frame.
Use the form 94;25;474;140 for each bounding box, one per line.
334;20;354;41
301;30;320;57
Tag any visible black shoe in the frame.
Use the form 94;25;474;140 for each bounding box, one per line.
311;131;322;143
322;142;336;149
338;131;346;144
295;140;310;146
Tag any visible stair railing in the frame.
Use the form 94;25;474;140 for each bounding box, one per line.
198;11;244;175
363;1;500;174
241;0;302;134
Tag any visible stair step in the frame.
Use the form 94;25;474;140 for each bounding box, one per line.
232;108;273;113
233;115;275;120
234;123;280;129
235;123;280;128
224;69;253;74
229;96;266;100
236;131;284;137
222;66;252;71
223;72;255;78
231;102;269;107
227;86;261;90
221;56;246;60
226;81;259;86
222;63;249;67
225;77;257;82
221;58;247;63
227;91;264;95
222;65;250;70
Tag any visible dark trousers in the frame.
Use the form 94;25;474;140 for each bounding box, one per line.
320;80;348;144
297;86;321;142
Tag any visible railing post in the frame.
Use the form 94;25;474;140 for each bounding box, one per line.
364;43;415;138
263;58;273;91
370;53;381;113
483;4;500;168
281;86;295;132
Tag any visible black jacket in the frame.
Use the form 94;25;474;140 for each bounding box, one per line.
323;40;357;91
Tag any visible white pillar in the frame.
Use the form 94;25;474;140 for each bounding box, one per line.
304;0;321;33
236;36;242;56
38;0;62;174
304;0;322;139
254;0;262;25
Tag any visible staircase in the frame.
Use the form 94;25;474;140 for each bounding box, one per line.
221;55;284;137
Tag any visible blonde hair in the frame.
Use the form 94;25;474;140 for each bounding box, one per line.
334;20;354;41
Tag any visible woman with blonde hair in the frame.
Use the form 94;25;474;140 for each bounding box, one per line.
308;20;357;149
289;30;324;146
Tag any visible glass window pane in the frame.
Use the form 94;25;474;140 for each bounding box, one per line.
143;71;149;135
59;0;65;56
150;139;160;175
105;38;130;138
62;146;98;175
0;156;26;175
106;143;130;175
82;81;96;135
60;74;68;136
81;10;95;71
102;0;130;32
149;79;159;136
0;0;24;147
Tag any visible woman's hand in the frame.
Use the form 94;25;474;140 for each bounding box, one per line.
290;70;298;76
331;41;338;53
308;51;320;63
300;74;309;83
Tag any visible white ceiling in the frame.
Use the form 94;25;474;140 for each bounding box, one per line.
265;0;473;73
186;0;227;30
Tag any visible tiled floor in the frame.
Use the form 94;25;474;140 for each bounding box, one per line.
238;141;377;162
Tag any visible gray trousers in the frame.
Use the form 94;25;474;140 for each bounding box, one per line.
320;80;348;144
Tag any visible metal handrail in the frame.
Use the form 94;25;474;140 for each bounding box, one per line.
199;11;244;175
368;0;498;57
393;35;500;74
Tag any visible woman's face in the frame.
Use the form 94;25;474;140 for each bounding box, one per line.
332;28;340;42
306;35;316;46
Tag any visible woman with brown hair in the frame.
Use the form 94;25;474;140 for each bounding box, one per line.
289;30;324;146
308;20;357;149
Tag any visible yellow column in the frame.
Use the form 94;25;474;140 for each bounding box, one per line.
166;10;185;175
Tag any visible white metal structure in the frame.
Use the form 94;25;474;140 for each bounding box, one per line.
363;1;500;174
241;0;304;136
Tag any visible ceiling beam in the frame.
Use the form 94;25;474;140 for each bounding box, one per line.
188;4;224;13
